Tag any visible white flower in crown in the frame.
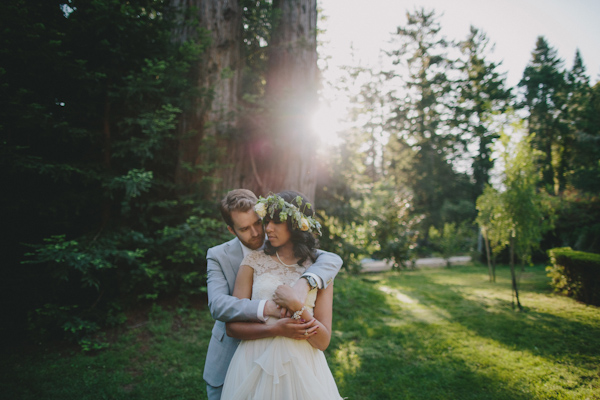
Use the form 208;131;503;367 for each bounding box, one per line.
299;217;310;231
254;202;267;218
254;193;323;236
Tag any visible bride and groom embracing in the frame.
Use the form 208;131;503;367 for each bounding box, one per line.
204;189;345;400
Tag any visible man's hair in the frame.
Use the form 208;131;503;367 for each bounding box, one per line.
220;189;258;228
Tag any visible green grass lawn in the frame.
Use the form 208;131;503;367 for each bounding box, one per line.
2;264;599;399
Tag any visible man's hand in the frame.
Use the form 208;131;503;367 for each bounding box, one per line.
273;318;319;340
263;300;281;318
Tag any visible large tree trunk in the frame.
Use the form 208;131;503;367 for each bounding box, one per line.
243;0;319;200
170;0;244;194
170;0;319;201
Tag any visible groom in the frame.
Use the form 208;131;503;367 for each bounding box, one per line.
203;189;343;400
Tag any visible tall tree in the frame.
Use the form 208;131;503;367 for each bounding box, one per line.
564;50;600;193
248;0;320;198
385;8;470;232
170;0;320;200
519;36;567;194
342;62;389;183
454;26;511;198
475;189;500;282
1;0;218;344
476;130;554;310
170;0;244;194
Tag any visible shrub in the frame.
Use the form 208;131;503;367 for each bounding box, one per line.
546;247;600;306
428;221;476;265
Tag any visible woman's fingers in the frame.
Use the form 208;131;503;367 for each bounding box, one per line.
294;318;318;339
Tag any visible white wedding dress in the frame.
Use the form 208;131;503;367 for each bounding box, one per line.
220;250;343;400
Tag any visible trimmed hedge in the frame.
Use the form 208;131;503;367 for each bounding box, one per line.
546;247;600;306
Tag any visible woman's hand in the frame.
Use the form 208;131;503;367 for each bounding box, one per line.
273;284;304;314
274;317;319;340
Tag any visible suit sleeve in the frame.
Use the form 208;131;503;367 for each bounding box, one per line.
206;247;263;323
305;249;343;288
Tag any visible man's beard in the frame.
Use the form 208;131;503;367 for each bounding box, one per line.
241;235;265;250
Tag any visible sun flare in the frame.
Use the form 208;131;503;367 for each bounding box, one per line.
310;101;345;147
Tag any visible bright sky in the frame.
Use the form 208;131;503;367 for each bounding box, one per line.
318;0;600;87
312;0;600;144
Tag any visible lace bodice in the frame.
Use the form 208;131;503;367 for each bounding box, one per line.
241;250;317;310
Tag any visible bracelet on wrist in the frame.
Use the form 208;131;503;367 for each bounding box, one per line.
292;306;307;320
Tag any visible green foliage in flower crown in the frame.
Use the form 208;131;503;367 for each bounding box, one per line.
255;194;322;235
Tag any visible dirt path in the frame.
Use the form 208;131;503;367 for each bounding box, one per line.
360;256;472;272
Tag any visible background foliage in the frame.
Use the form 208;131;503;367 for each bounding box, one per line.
1;0;228;347
1;2;598;349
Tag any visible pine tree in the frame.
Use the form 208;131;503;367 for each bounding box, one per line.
519;36;567;194
454;26;512;198
564;50;600;192
385;8;472;233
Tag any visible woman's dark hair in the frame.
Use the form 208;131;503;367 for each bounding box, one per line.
264;190;319;265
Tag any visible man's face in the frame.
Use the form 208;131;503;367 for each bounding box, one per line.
228;209;265;250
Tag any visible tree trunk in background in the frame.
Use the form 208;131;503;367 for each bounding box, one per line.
509;236;523;310
170;0;244;193
171;0;319;201
239;0;319;200
482;229;495;282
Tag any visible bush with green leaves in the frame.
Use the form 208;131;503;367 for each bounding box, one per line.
0;0;222;347
546;247;600;306
368;185;423;269
428;221;476;266
543;190;600;254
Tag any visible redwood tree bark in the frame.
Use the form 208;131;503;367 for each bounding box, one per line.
171;0;320;201
259;0;319;200
170;0;244;192
218;0;320;200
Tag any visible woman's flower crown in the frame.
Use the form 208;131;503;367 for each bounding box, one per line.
254;193;322;235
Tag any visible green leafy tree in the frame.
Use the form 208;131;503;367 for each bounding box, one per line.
0;0;225;346
475;187;503;282
316;59;422;271
564;53;600;193
341;63;390;184
385;9;475;240
315;135;373;272
429;222;475;267
454;26;512;198
369;183;423;269
315;68;387;270
476;129;555;309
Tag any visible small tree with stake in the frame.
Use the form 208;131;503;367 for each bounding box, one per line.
476;127;554;310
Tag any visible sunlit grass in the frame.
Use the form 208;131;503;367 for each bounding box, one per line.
327;264;600;399
1;264;598;399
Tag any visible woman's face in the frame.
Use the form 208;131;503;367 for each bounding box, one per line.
265;218;292;248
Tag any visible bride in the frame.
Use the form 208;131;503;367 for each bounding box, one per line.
220;191;343;400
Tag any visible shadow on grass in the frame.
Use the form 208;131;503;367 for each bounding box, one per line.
380;267;600;366
329;274;539;400
0;307;215;400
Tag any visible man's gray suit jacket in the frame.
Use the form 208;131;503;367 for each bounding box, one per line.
202;237;342;388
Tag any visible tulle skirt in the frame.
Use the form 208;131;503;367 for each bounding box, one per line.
221;334;343;400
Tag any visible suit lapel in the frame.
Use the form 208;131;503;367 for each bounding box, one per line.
223;238;244;293
225;238;244;273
